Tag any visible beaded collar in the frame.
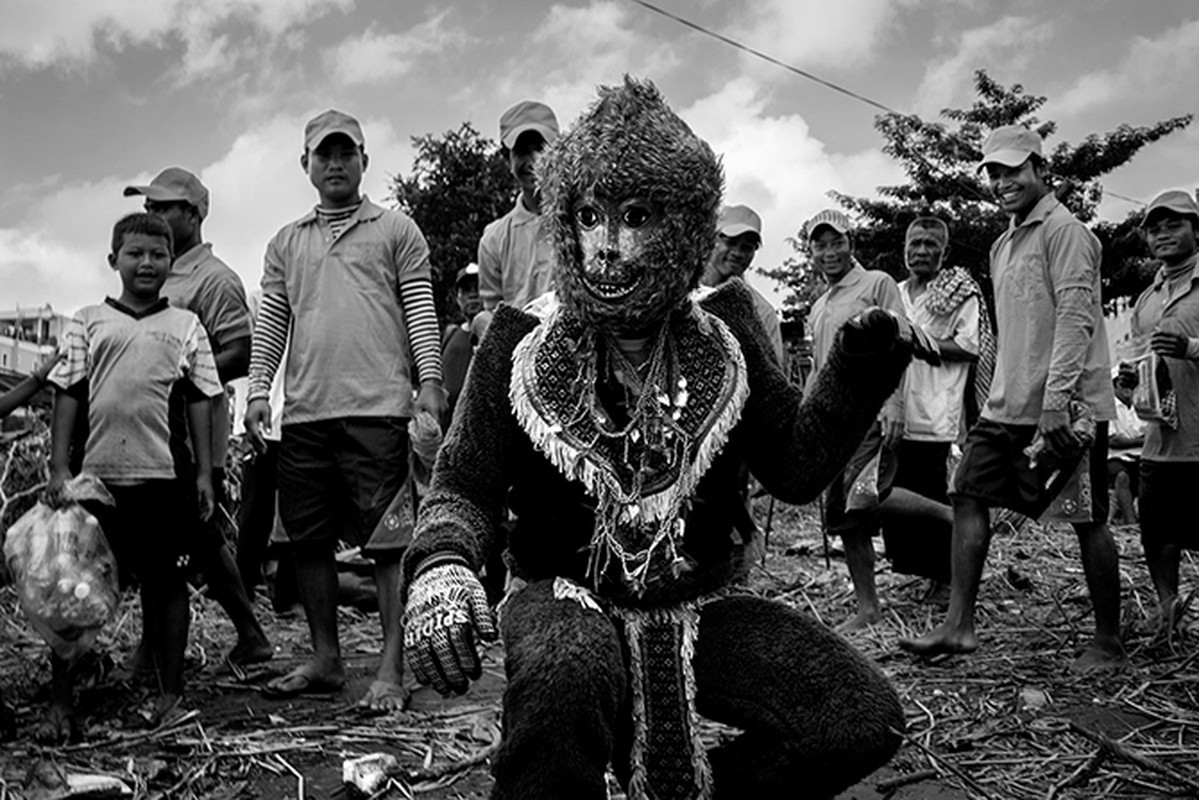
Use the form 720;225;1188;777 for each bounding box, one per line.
510;302;748;595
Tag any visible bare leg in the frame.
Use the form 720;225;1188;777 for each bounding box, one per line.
838;521;882;631
358;559;409;711
196;542;273;665
898;496;991;655
35;653;77;743
1070;521;1126;672
265;553;345;696
1145;538;1182;638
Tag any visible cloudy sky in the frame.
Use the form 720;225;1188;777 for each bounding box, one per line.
2;0;1197;316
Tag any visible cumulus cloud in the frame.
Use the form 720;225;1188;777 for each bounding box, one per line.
730;0;927;73
681;78;905;301
911;16;1054;116
1052;18;1199;116
0;112;415;314
0;0;353;80
324;13;468;86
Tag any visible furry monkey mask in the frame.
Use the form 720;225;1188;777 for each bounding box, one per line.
539;77;724;335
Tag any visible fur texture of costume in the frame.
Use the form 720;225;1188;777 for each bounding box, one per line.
540;77;723;334
404;78;912;800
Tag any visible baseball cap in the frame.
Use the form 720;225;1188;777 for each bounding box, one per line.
123;167;210;221
804;208;852;240
456;263;480;289
1141;189;1199;228
716;205;762;242
978;125;1043;172
499;101;559;149
304;109;365;152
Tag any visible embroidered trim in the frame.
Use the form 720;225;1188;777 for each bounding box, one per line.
613;603;712;800
509;304;748;596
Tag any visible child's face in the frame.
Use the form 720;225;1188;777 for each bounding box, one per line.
109;232;171;298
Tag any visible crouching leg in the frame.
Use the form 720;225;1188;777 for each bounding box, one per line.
695;596;903;799
491;579;627;800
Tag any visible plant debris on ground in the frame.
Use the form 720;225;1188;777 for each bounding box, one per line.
2;444;1198;798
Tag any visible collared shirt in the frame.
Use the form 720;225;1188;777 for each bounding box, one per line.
748;283;785;364
478;196;554;312
1109;400;1144;462
807;262;905;419
163;242;251;466
49;298;222;484
986;193;1115;424
899;278;979;442
1130;255;1199;461
262;197;431;424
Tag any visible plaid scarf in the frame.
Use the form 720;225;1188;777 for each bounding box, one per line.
923;266;996;420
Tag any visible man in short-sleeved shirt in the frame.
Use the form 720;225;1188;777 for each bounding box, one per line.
805;208;907;630
477;101;560;313
125;167;270;666
1128;189;1199;639
901;125;1124;672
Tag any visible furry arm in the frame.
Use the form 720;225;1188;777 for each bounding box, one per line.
700;279;910;505
402;305;539;586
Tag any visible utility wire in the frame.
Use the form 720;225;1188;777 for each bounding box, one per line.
629;0;1149;211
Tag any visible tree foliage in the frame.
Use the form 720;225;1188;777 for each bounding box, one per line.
762;70;1192;327
388;123;515;325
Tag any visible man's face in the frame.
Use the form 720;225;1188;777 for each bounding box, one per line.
906;228;947;281
456;285;481;321
708;232;759;284
1114;381;1134;406
984;159;1045;218
304;134;366;204
109;232;171;299
508;131;547;196
144;200;197;252
1145;214;1198;263
810;227;853;282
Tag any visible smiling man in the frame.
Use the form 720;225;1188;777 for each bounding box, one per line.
804;208;909;630
900;125;1123;672
1128;189;1199;642
701;204;784;362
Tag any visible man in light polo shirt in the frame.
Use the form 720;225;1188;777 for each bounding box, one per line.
805;208;909;630
124;167;272;667
701;204;784;362
1129;189;1199;642
477;100;560;313
245;109;447;710
901;125;1124;672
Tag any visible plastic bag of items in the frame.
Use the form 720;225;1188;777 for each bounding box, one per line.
3;473;119;660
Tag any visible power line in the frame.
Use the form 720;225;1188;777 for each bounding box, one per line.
629;0;1151;215
630;0;898;116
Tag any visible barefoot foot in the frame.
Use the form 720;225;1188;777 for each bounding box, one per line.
1070;641;1127;674
836;608;884;633
34;703;78;744
358;679;410;712
263;661;345;699
228;636;274;667
898;626;979;657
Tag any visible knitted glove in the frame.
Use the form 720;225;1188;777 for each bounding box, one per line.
842;307;942;366
403;561;498;696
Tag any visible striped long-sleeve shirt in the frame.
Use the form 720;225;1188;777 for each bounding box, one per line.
249;197;442;423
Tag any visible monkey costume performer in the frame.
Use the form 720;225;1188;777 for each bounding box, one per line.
402;78;937;800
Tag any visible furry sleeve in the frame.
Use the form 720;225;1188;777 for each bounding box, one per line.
401;305;539;585
700;278;909;505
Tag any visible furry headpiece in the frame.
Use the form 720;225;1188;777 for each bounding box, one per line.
539;76;724;334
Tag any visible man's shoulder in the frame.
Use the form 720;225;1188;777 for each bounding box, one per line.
481;205;520;239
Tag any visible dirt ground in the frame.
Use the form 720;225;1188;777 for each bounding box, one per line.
3;497;1198;799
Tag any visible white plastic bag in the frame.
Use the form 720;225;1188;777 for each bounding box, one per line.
3;474;118;660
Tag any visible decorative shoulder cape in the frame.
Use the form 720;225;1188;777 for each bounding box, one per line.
509;301;748;596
